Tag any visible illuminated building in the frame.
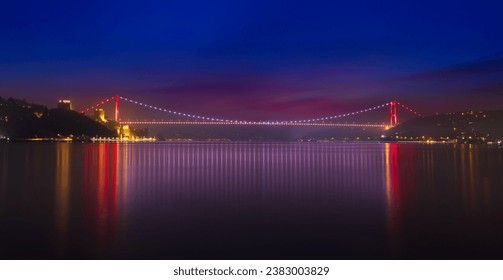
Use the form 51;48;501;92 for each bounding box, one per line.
94;108;107;123
57;100;73;111
119;125;131;139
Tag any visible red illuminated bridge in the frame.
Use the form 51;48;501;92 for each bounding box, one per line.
81;96;422;129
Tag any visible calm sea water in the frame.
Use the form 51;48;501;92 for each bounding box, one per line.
1;142;502;259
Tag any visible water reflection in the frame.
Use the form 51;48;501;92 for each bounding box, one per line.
0;144;8;215
385;144;400;254
1;142;503;259
54;143;70;255
112;143;388;206
82;143;120;256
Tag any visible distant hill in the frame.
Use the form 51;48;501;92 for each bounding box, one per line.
385;110;503;142
0;97;116;139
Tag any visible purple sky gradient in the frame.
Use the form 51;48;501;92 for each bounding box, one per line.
1;0;503;121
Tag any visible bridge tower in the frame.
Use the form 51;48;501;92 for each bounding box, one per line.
115;95;119;122
390;101;397;127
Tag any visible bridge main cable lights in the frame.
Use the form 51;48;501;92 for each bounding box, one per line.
80;96;421;127
120;121;389;128
118;96;392;125
396;101;422;117
80;96;116;114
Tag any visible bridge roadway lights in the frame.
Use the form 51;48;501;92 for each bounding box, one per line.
119;121;389;128
82;96;414;128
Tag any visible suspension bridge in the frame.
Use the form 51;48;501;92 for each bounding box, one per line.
80;96;422;130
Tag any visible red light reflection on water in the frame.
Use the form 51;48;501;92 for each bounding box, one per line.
385;143;401;254
83;143;119;256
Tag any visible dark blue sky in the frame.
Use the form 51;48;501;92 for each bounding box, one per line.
1;0;503;119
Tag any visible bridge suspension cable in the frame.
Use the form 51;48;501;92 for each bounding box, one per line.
80;96;116;114
118;96;392;124
80;96;422;127
395;101;422;117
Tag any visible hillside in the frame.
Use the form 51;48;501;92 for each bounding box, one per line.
385;110;503;143
0;97;116;139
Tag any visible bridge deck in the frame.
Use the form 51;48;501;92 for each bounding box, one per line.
120;121;389;128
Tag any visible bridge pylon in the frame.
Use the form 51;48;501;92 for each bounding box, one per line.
115;95;119;122
390;101;397;127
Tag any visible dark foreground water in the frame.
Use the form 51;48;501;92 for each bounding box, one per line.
1;142;502;259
